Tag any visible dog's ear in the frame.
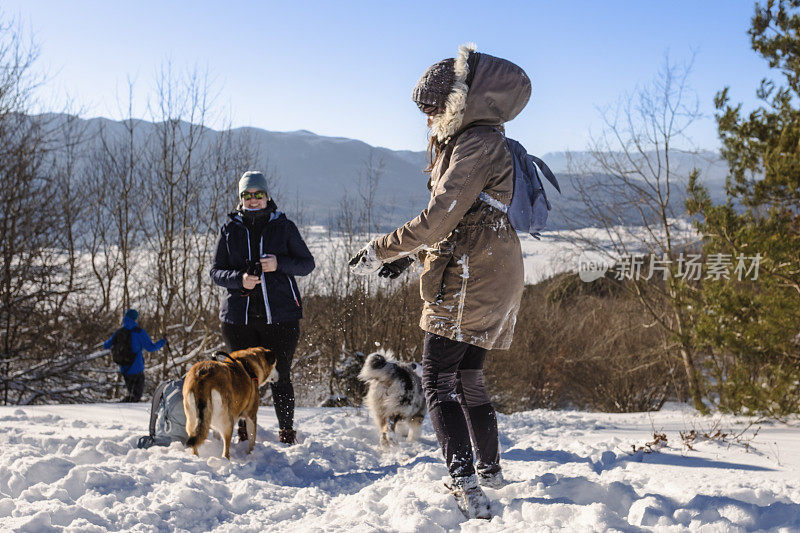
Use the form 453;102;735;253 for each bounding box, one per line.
369;353;386;369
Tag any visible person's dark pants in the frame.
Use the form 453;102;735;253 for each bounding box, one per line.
122;372;145;403
422;332;500;479
221;319;299;431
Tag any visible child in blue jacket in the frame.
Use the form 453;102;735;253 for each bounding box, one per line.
104;309;166;402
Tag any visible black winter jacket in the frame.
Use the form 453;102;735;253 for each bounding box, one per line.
210;211;315;325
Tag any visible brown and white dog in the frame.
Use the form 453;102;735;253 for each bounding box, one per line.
183;347;278;459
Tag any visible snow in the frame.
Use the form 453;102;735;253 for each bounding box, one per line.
1;403;799;531
457;254;469;279
516;219;701;285
62;219;700;308
477;192;508;213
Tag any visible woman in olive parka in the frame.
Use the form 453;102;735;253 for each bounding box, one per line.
350;43;530;518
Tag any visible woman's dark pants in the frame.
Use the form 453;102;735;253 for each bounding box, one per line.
422;332;501;479
221;320;299;431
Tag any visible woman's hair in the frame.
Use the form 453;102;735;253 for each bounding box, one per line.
425;124;506;173
424;135;445;174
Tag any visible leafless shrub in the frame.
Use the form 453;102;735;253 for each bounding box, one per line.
293;281;422;406
679;417;762;452
486;273;682;413
629;432;669;455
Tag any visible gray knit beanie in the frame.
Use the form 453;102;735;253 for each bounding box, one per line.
238;171;270;198
411;58;455;108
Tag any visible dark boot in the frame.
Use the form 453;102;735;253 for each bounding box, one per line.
279;428;296;445
237;420;248;442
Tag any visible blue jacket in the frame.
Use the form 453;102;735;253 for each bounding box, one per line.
103;316;166;375
210;211;315;325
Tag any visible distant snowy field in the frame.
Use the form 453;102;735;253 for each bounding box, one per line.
1;403;798;532
66;220;698;306
299;219;700;291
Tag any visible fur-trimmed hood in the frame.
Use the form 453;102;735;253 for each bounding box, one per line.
429;43;532;142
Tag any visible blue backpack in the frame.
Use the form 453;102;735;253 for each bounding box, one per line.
479;134;561;239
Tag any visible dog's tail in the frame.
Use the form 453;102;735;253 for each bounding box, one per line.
184;391;209;450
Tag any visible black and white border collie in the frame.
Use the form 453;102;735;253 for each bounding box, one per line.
358;352;426;447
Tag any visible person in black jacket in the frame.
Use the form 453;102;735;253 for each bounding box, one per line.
210;170;315;445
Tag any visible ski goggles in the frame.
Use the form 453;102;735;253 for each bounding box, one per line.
240;191;267;200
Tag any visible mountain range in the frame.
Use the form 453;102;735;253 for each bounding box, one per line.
44;114;731;230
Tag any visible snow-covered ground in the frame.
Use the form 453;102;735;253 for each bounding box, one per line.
1;403;798;532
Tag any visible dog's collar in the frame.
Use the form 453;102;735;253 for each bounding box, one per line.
222;352;260;388
240;361;261;388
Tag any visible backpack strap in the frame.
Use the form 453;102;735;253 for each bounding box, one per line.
529;155;561;193
148;380;170;438
476;127;512;212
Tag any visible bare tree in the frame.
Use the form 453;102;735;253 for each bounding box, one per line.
0;18;106;404
45;110;91;322
0;18;52;403
142;63;210;372
566;54;707;411
86;81;146;314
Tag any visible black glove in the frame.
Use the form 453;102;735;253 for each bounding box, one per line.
378;256;415;279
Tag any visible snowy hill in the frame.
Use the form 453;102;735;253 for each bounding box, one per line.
1;403;798;531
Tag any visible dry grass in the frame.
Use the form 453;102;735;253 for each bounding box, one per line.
486;272;683;413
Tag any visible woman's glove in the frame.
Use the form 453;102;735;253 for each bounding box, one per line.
348;242;381;276
378;256;415;279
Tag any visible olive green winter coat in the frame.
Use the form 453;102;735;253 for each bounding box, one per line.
373;44;531;350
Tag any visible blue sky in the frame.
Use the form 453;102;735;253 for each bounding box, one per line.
5;1;774;153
